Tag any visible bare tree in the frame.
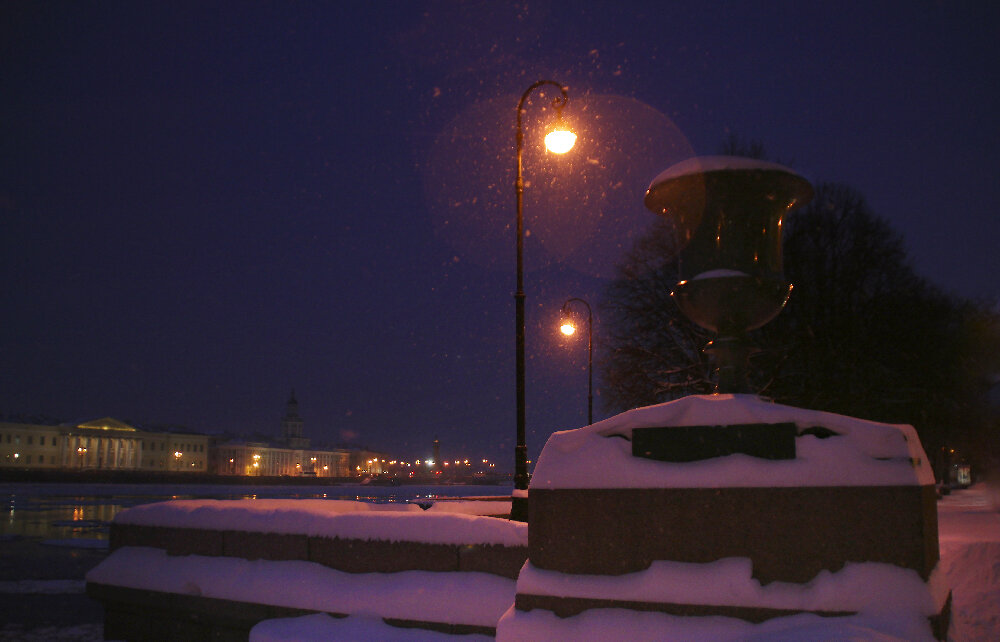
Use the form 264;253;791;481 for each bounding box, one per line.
600;180;1000;469
599;218;713;411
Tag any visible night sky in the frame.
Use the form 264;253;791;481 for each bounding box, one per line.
2;1;998;467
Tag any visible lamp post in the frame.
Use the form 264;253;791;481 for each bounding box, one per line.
559;297;593;425
513;80;576;521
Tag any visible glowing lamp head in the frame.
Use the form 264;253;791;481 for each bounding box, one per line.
560;321;577;336
545;128;577;154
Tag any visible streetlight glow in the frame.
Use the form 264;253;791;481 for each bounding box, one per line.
544;128;576;154
560;297;594;425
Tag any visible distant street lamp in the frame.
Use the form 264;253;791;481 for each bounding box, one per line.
559;297;593;425
173;451;182;471
513;80;576;521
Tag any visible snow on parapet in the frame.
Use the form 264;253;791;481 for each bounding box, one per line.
115;499;526;547
531;395;933;489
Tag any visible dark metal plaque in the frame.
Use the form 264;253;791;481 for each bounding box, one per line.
631;422;797;462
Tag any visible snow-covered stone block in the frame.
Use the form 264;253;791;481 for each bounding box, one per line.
518;394;946;639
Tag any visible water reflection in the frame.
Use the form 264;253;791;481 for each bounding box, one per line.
0;483;511;542
2;496;122;540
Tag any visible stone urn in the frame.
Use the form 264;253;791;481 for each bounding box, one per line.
643;156;814;393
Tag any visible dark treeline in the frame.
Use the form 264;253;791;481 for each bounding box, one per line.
600;139;1000;475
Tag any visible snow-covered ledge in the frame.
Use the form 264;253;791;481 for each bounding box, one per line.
113;498;526;547
87;499;528;639
88;547;515;630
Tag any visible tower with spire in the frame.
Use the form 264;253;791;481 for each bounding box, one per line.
281;390;309;450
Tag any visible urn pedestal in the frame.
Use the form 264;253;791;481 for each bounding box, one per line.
500;395;949;640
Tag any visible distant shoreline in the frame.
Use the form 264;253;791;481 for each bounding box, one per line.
0;469;511;487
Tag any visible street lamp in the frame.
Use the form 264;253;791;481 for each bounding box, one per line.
559;297;593;425
513;80;576;521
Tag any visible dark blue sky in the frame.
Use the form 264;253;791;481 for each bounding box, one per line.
2;1;998;466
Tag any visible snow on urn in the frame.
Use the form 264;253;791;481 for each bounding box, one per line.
644;156;814;393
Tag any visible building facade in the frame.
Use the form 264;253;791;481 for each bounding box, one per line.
0;418;209;472
136;430;211;472
1;394;383;478
213;441;352;477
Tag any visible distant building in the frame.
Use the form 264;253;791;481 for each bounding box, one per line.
212;392;376;478
213;440;351;477
1;393;385;478
280;390;309;450
136;428;211;472
0;418;209;471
